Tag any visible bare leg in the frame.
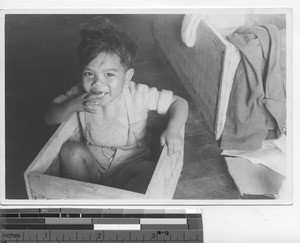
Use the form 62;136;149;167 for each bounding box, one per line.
59;141;100;183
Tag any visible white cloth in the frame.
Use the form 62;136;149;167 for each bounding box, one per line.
181;14;247;48
181;14;204;48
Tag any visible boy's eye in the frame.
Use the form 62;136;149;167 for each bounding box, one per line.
106;73;115;77
83;71;94;77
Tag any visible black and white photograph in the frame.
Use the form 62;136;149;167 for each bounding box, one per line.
2;10;291;202
1;1;300;241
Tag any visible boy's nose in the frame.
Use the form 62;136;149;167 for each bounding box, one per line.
93;76;106;86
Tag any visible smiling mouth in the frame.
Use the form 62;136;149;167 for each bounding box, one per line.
92;90;108;98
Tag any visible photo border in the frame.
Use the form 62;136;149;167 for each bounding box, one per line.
0;7;294;206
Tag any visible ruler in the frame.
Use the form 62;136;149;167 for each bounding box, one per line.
0;208;203;242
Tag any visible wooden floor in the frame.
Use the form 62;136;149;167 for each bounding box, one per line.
5;14;240;200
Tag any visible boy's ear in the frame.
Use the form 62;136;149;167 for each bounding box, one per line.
125;68;134;82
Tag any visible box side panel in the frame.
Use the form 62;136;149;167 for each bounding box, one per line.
24;114;79;175
154;15;226;134
27;171;146;200
146;146;184;199
146;127;185;199
24;113;80;199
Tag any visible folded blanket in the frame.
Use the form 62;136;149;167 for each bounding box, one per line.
220;24;286;150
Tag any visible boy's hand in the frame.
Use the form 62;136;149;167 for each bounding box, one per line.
160;128;183;156
72;93;102;114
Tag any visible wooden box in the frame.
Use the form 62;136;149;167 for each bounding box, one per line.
24;112;184;200
154;15;240;140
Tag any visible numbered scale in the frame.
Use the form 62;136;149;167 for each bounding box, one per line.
0;208;203;242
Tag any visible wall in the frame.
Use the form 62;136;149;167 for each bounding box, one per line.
154;15;226;135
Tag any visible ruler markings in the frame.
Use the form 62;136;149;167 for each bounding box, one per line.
39;209;61;214
185;230;203;241
3;218;45;224
94;224;140;230
81;214;102;218
143;209;165;214
19;214;37;218
185;214;202;219
187;219;203;230
45;218;91;225
123;214;144;219
92;218;139;224
5;230;209;241
60;214;80;218
0;209;202;242
1;211;200;219
80;209;101;213
1;214;19;218
141;224;188;230
17;209;39;213
143;214;165;219
0;241;203;243
4;224;93;230
102;214;123;218
2;217;120;225
140;218;187;224
38;214;61;218
162;214;186;218
60;209;80;214
157;231;171;241
123;209;144;214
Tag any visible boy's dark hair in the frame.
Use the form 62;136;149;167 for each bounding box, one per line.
78;16;137;68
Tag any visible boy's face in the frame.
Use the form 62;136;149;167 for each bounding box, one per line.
82;52;134;106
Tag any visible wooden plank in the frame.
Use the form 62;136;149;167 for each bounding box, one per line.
146;127;184;199
215;42;241;140
24;114;79;174
28;172;146;200
169;56;215;132
24;113;80;199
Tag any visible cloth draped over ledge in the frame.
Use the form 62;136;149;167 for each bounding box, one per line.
220;24;286;150
181;14;246;47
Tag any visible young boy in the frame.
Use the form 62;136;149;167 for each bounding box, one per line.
45;16;188;193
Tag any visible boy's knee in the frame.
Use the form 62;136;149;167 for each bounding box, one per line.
59;141;84;163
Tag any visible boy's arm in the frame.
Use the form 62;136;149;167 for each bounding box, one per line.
160;95;189;155
45;90;100;125
45;96;83;125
